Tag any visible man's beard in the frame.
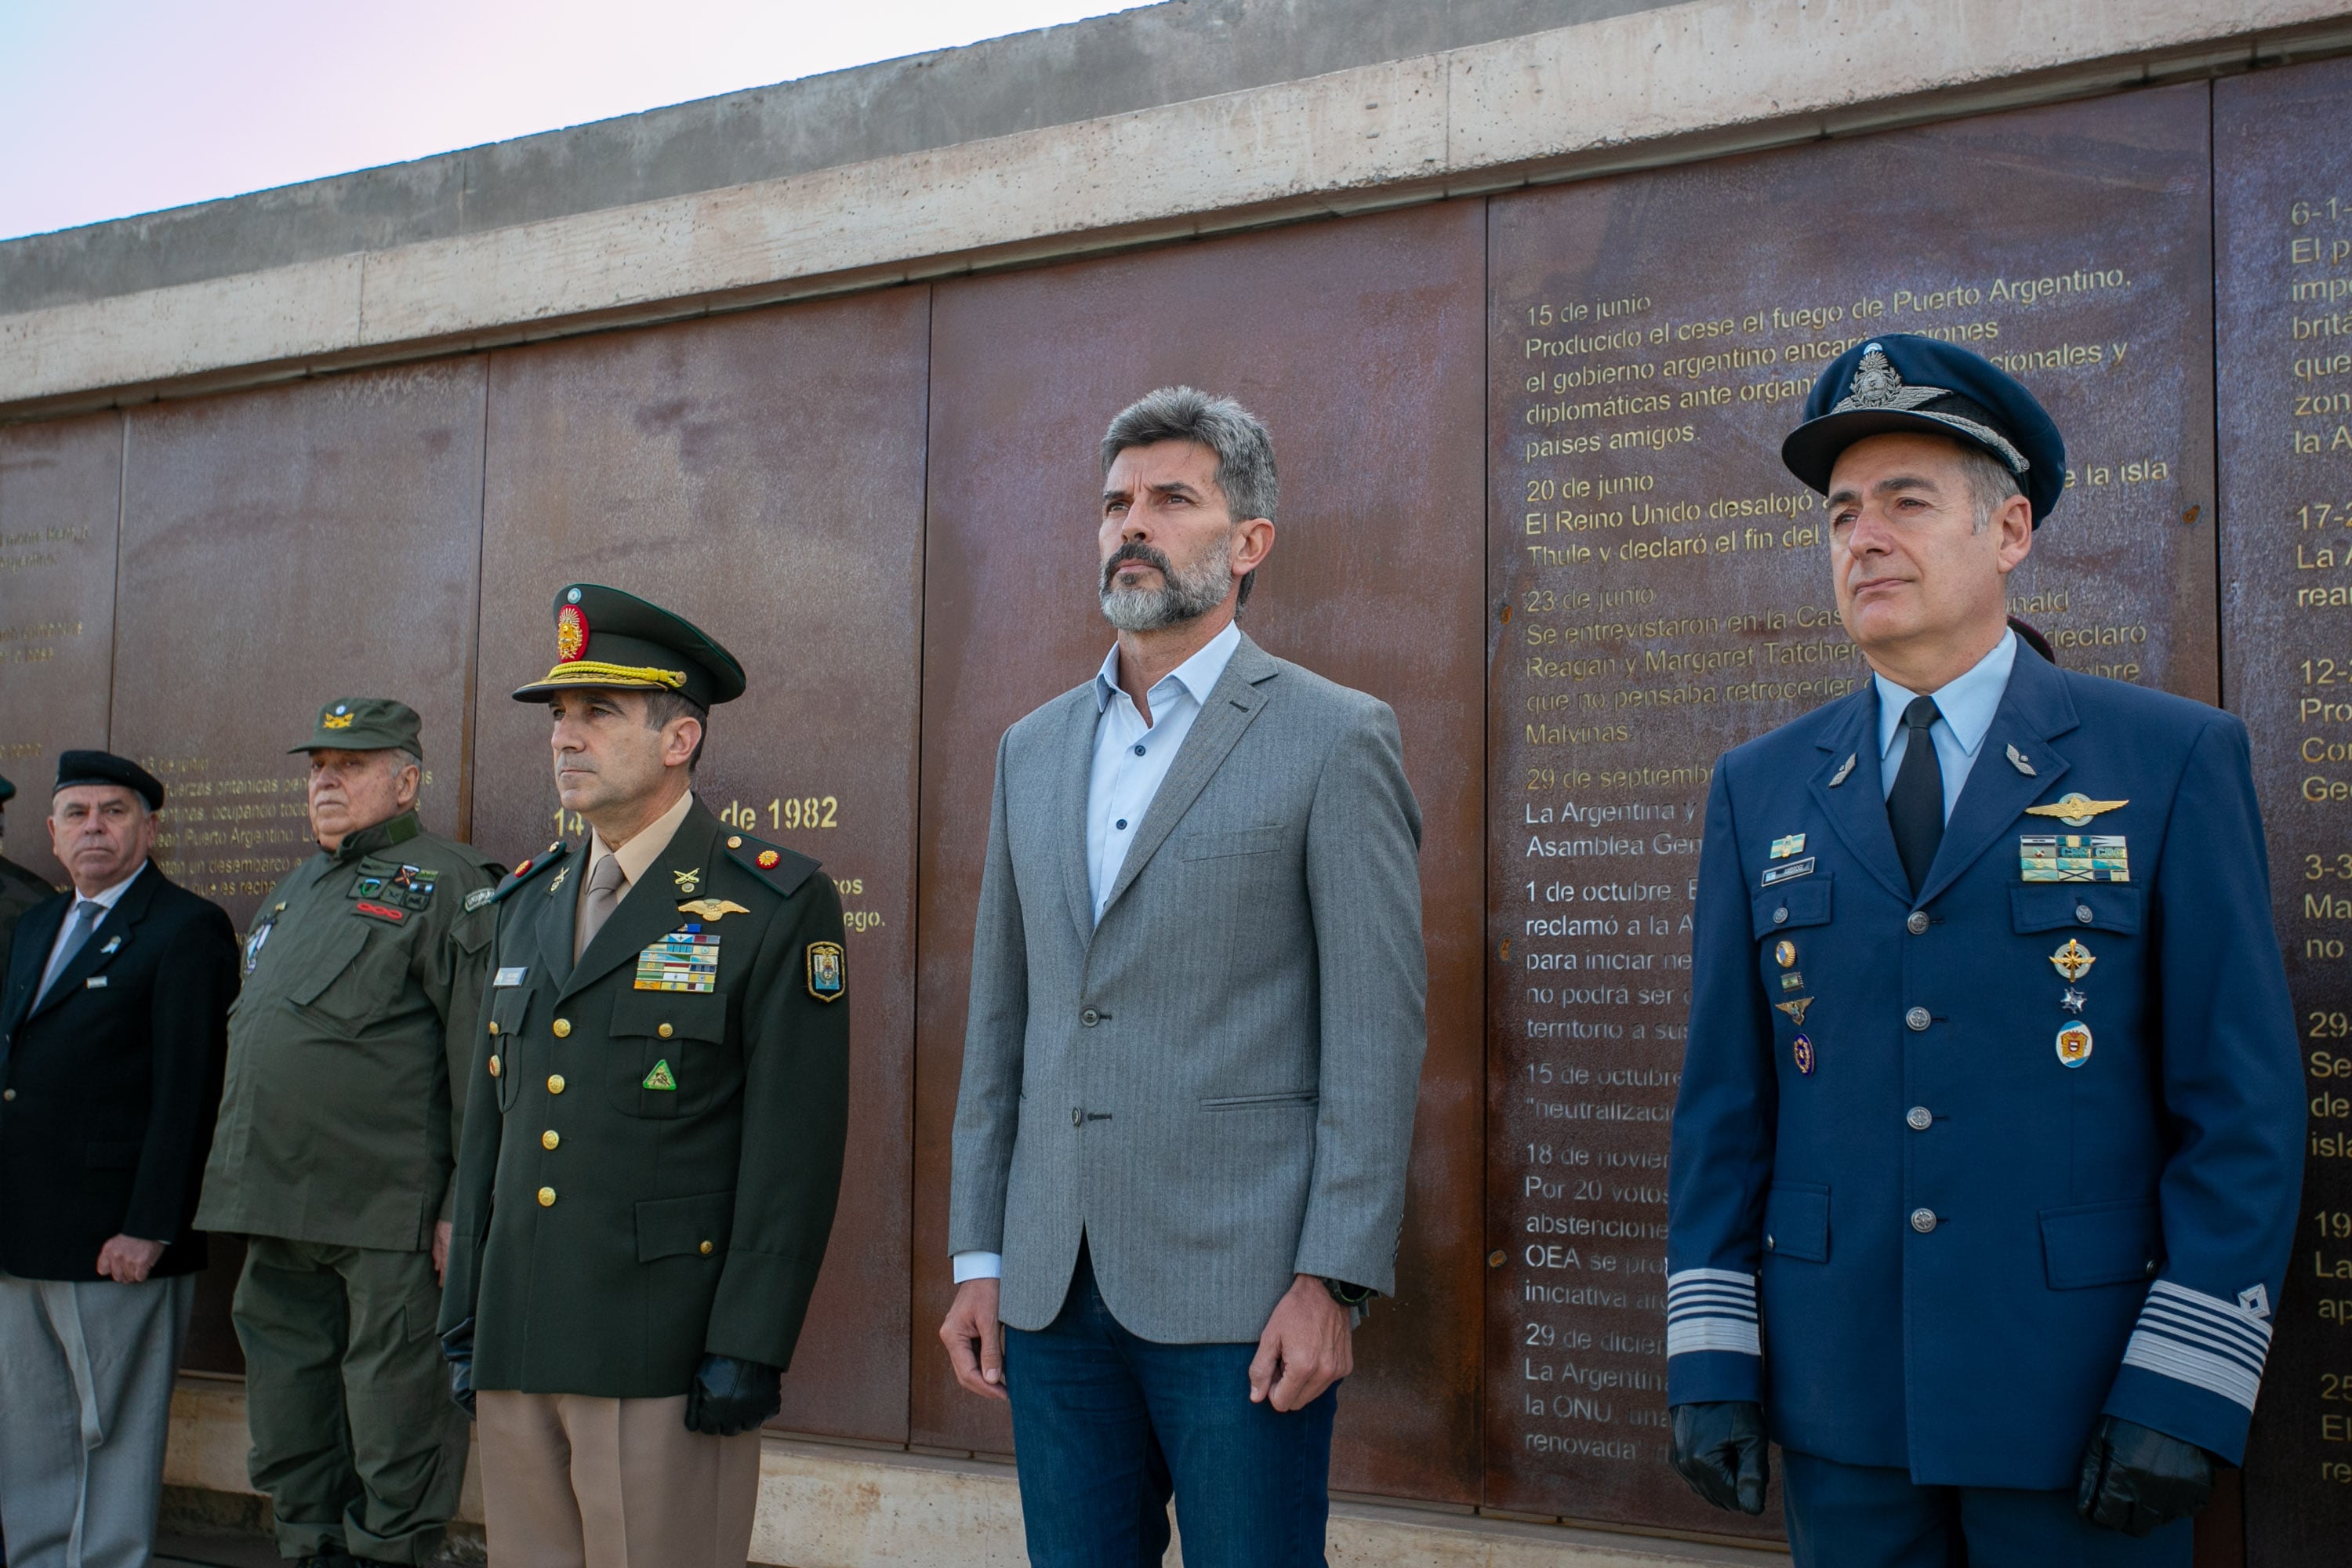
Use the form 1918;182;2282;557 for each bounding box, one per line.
1098;533;1233;632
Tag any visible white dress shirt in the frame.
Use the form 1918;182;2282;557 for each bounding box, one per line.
954;620;1243;1286
1872;628;2018;823
38;861;147;997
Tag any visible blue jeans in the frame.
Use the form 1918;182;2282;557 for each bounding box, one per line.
1003;1245;1337;1567
1783;1450;2192;1568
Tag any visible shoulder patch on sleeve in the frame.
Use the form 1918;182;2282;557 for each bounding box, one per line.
722;834;820;896
482;840;572;906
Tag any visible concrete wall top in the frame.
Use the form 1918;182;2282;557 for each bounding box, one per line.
6;0;2352;421
0;0;1670;316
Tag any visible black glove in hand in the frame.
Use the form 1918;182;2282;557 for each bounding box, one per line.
2076;1415;2213;1537
440;1319;477;1419
1670;1400;1769;1515
684;1354;782;1436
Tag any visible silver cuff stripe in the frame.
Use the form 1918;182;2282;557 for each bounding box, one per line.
1667;1317;1762;1357
2121;1330;2262;1411
2147;1281;2273;1347
1668;1268;1757;1289
2138;1303;2268;1373
1667;1290;1755;1319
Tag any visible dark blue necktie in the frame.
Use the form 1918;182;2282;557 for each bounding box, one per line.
34;899;104;1007
1888;696;1944;896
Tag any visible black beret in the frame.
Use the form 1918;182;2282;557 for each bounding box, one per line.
54;750;165;811
1781;335;2067;526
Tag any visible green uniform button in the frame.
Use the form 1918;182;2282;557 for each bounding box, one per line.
699;1240;713;1256
553;1018;572;1039
488;1055;501;1078
538;1186;557;1207
542;1130;560;1150
547;1074;565;1094
658;1023;673;1040
488;1021;500;1036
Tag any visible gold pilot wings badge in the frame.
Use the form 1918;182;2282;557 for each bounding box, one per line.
2024;792;2127;827
677;898;751;921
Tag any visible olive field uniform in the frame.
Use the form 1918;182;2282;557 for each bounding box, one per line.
195;702;499;1566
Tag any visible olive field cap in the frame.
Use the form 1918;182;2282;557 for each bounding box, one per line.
54;750;165;811
291;698;425;757
510;584;747;708
1781;334;2067;526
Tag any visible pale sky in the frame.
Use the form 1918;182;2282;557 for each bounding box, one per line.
0;0;1141;241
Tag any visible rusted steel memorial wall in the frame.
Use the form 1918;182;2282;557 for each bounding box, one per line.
0;63;2348;1563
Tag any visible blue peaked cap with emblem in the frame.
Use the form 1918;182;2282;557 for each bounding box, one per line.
1781;334;2067;526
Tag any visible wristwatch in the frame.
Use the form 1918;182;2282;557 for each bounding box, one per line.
1320;1277;1374;1308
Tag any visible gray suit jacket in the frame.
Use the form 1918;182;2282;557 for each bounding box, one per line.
949;631;1427;1341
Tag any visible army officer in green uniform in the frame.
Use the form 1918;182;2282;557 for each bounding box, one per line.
0;772;60;957
441;586;851;1568
195;700;500;1568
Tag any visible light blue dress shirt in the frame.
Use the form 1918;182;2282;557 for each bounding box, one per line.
953;619;1243;1287
1872;629;2018;823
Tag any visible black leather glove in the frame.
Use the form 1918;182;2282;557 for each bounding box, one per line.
440;1319;477;1419
2076;1415;2213;1536
684;1354;782;1436
1670;1400;1769;1515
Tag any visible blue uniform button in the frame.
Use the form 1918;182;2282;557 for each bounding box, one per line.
1906;1106;1933;1131
1910;1208;1939;1233
1773;907;1788;925
1906;911;1929;935
2075;903;2094;924
1905;1006;1932;1032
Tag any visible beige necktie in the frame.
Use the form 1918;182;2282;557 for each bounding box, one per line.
577;853;627;960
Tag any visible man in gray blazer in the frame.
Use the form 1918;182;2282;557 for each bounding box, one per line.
941;387;1427;1565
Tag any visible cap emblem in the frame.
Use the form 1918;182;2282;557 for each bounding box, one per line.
322;710;354;729
556;603;590;663
1837;346;1945;415
567;587;583;604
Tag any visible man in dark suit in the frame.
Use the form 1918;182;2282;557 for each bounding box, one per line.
1664;338;2305;1564
0;750;238;1568
0;772;59;958
441;586;850;1568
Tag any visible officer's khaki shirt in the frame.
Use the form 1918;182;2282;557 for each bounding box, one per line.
195;811;498;1250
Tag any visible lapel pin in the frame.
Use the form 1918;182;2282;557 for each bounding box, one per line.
1828;754;1857;788
101;935;122;954
1775;997;1812;1025
2049;938;2096;982
2006;744;2036;776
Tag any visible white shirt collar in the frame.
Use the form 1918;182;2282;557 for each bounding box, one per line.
1093;620;1243;717
72;860;147;911
1874;629;2017;763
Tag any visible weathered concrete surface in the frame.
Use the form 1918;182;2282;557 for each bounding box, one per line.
164;1377;1784;1566
0;0;1675;314
6;0;2352;420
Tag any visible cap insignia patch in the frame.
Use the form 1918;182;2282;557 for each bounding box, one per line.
757;849;780;869
323;710;354;729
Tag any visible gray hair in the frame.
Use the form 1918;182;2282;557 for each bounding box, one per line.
641;689;710;773
1955;443;2025;532
390;748;423;778
1100;387;1277;610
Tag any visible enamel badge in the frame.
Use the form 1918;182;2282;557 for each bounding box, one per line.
806;939;845;1003
1773;939;1797;969
2049;938;2096;982
2056;1021;2093;1068
1792;1033;1816;1076
642;1058;677;1091
1775;997;1812;1025
1770;834;1806;860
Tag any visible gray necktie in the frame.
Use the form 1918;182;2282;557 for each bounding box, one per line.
576;855;627;960
35;900;104;1007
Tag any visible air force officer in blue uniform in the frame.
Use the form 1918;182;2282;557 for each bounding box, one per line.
1664;336;2305;1563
